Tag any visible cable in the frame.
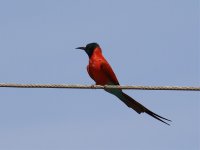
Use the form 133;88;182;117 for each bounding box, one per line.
0;83;199;91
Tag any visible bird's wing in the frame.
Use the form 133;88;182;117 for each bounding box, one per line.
101;62;120;85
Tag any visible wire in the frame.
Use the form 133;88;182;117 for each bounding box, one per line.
0;83;199;91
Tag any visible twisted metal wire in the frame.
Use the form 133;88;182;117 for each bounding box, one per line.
0;83;199;91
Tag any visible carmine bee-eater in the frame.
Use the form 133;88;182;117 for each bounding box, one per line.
76;43;171;125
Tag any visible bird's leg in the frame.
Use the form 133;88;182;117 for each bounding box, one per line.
90;84;96;88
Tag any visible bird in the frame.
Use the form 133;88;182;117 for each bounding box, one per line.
76;42;171;125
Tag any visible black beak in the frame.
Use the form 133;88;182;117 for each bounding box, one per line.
76;47;85;50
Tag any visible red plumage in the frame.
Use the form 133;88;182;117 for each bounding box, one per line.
77;43;171;125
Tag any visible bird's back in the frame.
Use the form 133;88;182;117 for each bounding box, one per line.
87;48;119;85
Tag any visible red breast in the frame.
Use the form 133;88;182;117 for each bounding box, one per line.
87;47;110;85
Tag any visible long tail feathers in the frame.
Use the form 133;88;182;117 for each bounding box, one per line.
120;92;172;125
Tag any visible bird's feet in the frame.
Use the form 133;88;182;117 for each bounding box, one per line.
90;84;96;89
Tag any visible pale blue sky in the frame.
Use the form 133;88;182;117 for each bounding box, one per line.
0;0;199;150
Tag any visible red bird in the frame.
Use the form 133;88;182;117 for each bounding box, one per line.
77;43;171;125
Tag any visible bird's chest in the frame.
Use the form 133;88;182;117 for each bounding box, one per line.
88;59;102;75
88;59;107;84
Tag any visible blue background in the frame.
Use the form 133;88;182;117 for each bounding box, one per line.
0;0;199;150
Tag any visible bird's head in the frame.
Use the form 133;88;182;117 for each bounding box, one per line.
76;42;100;57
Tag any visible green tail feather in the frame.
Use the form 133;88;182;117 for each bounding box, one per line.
104;88;171;125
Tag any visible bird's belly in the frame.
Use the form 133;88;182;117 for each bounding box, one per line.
89;64;108;85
